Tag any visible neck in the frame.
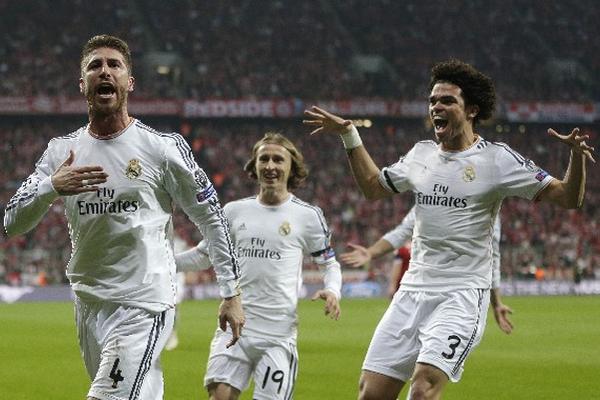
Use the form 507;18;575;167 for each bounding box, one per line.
89;109;131;137
258;187;290;206
441;125;477;152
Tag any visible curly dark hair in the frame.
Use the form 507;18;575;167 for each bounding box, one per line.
244;132;309;190
80;34;132;75
429;59;496;125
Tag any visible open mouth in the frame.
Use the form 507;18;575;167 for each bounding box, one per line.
432;116;448;132
96;83;116;98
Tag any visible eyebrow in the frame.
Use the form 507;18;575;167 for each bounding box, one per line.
429;95;458;103
86;57;124;68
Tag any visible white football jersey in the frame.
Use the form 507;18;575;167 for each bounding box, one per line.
224;195;338;341
379;136;553;291
4;119;239;312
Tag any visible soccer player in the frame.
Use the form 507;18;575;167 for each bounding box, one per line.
341;208;513;334
3;35;243;400
303;59;593;400
175;132;342;400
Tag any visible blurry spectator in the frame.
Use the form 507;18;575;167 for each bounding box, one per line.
1;119;597;285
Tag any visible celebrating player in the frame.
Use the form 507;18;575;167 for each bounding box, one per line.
304;59;593;400
3;35;243;400
176;132;342;400
341;207;513;334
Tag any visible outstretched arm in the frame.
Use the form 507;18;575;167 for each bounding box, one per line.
303;106;391;200
537;128;594;209
340;240;395;268
340;206;415;268
175;241;213;272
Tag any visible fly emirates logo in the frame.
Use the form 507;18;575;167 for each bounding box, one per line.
416;183;467;209
238;237;282;260
77;188;140;215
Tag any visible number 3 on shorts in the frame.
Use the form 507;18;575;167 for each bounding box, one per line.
441;335;462;360
261;366;285;394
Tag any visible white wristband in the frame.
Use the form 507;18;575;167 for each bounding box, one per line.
340;125;362;149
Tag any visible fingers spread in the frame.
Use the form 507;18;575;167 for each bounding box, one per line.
309;127;324;136
303;109;322;118
302;119;322;126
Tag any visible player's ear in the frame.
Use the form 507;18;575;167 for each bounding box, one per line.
469;104;479;119
467;104;479;120
79;78;85;94
128;76;135;92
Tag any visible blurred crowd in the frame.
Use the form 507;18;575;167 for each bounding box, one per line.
1;118;598;286
1;0;598;287
1;0;598;101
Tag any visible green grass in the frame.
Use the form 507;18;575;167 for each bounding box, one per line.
1;296;599;399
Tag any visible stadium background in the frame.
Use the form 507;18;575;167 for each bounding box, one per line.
1;1;599;398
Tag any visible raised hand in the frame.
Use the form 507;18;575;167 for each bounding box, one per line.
303;106;354;136
548;128;595;163
311;289;341;320
51;150;108;195
340;243;371;268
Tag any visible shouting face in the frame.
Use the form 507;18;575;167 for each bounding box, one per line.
79;47;134;117
429;82;478;150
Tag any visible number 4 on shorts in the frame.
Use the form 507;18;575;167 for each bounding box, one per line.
110;358;125;388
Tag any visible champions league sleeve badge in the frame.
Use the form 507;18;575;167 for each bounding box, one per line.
125;159;142;179
535;169;549;181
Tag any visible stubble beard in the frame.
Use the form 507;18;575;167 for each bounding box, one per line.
86;85;127;119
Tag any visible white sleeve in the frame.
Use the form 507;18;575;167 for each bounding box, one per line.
495;143;554;200
382;206;416;249
320;259;342;299
491;214;501;289
304;205;342;299
4;142;60;237
378;144;419;194
175;241;212;272
162;134;239;298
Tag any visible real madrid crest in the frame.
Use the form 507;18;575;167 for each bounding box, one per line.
463;166;475;182
279;221;291;236
125;159;142;179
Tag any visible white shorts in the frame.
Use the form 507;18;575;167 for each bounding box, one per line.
75;298;174;400
204;329;298;400
362;289;489;383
